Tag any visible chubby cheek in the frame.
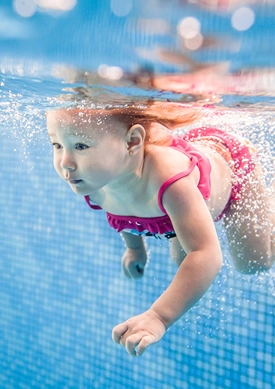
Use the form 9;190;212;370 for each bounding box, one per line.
53;156;63;179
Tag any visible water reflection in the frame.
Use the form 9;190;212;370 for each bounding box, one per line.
0;0;274;74
52;63;275;104
13;0;77;17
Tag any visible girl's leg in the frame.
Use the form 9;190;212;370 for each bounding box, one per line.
223;164;275;274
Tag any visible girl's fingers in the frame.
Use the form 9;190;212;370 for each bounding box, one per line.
122;264;131;278
112;322;128;344
123;261;144;278
136;335;156;356
129;263;144;278
125;333;142;356
125;333;157;356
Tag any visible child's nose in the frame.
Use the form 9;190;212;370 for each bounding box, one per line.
60;152;76;171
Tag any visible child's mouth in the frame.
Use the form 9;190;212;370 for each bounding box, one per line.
68;179;83;184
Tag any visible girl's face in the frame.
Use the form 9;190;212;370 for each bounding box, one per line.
47;109;130;196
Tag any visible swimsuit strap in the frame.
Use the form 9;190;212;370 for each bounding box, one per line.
84;195;102;210
158;156;197;214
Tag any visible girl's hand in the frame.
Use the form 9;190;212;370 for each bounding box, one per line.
122;247;148;279
112;309;166;356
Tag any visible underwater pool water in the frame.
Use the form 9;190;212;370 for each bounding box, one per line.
0;1;275;388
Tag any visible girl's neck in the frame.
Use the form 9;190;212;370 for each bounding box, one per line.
88;151;146;210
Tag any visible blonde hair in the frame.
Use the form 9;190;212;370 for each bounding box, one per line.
61;100;200;148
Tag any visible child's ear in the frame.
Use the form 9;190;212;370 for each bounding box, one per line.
126;124;146;152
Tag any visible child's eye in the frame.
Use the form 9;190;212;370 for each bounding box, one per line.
75;143;89;150
52;143;62;150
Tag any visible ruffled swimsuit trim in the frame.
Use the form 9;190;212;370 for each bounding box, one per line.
84;127;256;236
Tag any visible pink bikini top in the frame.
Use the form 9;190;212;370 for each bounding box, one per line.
84;133;211;239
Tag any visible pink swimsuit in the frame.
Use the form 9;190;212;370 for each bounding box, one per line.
84;127;256;239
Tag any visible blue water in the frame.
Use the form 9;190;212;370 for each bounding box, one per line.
0;1;275;388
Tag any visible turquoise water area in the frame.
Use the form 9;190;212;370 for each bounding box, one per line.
0;1;275;388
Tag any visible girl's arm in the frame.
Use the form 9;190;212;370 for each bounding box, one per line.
113;174;222;356
150;176;222;328
121;231;148;278
121;231;145;250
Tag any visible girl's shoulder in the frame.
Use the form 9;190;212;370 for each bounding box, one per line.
143;143;199;197
145;144;194;180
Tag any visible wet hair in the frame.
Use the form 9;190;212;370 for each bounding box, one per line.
55;99;201;149
106;101;200;147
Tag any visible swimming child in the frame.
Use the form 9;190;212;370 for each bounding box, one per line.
46;100;275;357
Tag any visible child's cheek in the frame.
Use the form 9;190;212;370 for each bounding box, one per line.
53;157;62;177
